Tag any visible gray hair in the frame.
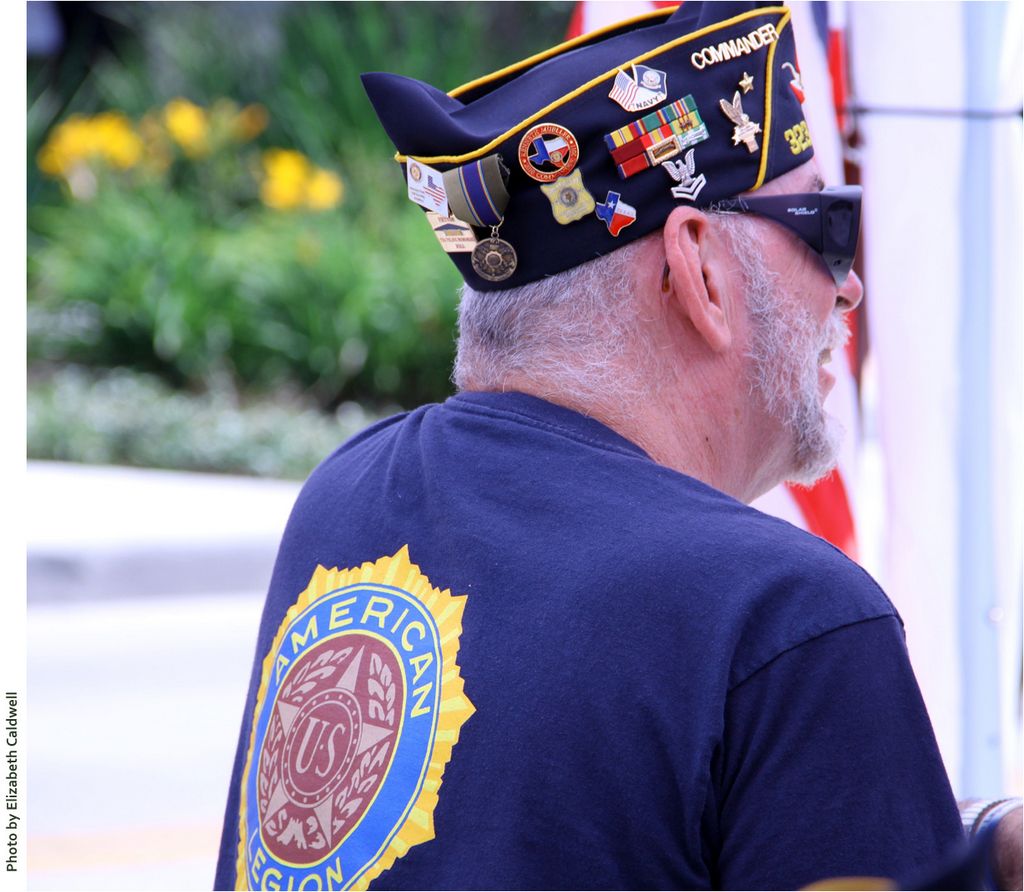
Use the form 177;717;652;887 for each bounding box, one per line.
453;235;658;406
452;215;764;406
453;214;845;485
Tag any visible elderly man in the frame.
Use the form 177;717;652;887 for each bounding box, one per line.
214;3;1007;890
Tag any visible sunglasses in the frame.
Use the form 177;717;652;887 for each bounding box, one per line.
713;185;862;286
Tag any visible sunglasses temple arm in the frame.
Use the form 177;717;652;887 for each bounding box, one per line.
707;198;751;214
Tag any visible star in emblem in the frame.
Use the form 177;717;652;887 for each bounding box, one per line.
739;72;754;94
263;647;395;850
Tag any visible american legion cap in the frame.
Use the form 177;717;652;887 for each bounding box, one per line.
361;2;814;291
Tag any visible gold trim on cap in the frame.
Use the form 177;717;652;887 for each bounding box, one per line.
394;6;790;166
449;5;679;99
752;13;790;189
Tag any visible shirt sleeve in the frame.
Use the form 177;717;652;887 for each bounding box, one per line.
705;614;964;890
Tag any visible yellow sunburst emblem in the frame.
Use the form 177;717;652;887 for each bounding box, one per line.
236;547;475;890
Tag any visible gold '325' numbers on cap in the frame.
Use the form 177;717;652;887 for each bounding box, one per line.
783;120;812;155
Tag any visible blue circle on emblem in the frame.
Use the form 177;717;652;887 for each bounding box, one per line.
243;584;442;890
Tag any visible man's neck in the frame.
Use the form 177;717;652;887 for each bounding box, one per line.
494;368;785;504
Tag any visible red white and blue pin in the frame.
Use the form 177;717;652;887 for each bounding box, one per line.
608;64;668;112
595;191;637;237
406;159;449;215
518;123;580;182
782;61;805;102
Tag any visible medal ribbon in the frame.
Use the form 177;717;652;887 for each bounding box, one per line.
611;118;709;178
604;95;708;180
443;155;510;228
605;96;700;148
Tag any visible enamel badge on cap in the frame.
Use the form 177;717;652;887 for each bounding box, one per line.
539;170;596;224
608;64;668;112
406;159;448;215
595;191;637;237
782;61;805;103
426;213;478;253
518;123;580;182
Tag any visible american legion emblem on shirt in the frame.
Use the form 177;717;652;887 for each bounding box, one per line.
236;548;475;890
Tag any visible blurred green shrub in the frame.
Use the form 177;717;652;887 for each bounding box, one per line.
29;96;462;408
28;365;387;479
28;3;572;415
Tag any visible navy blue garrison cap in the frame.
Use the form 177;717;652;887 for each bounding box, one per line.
362;2;814;290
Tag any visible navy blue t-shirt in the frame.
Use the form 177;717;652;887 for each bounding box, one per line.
215;391;961;890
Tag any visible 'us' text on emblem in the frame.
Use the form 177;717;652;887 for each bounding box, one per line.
257;638;403;864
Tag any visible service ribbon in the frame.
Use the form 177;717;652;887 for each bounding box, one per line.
443;155;510;228
604;95;709;180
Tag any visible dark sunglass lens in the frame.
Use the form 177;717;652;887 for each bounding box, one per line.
825;200;855;248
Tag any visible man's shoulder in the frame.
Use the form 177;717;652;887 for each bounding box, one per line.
610;480;900;684
696;503;900;688
287;397;896;674
604;459;872;585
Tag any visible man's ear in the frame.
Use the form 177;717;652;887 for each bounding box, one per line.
662;206;733;352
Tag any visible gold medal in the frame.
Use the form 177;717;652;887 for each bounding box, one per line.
471;233;518;282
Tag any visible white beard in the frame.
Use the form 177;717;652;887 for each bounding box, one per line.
742;256;850;487
781;310;849;486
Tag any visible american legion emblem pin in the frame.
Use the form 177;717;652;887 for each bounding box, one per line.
236;548;475;891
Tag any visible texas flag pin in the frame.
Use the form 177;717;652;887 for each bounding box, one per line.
595;191;637;237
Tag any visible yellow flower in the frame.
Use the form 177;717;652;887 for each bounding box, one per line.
234;104;269;142
305;168;344;210
91;111;143;169
259;149;344;213
36;111;143;178
36;143;66;177
163;98;209;157
37;115;92;176
260;148;311;210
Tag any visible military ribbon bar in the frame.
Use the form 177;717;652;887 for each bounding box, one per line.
442;154;511;228
604;95;709;180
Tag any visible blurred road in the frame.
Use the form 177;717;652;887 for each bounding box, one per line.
28;591;263;890
26;463;301;891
